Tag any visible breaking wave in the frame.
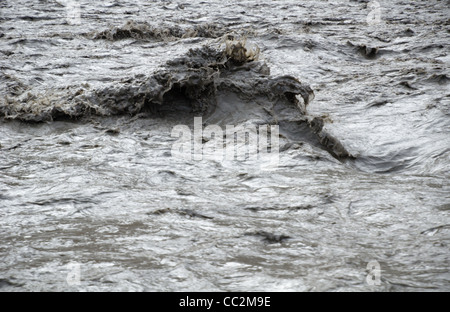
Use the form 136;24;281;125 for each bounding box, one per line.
0;37;352;160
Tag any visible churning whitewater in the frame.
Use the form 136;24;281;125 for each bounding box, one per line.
0;0;449;291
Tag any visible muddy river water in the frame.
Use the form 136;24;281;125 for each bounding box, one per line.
0;0;449;291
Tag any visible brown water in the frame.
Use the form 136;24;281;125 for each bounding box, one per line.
0;0;449;291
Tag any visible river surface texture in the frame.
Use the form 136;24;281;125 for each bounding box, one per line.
0;0;449;291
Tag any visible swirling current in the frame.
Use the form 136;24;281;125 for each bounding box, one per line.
0;0;449;291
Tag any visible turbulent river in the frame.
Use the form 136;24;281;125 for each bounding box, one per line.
0;0;449;291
